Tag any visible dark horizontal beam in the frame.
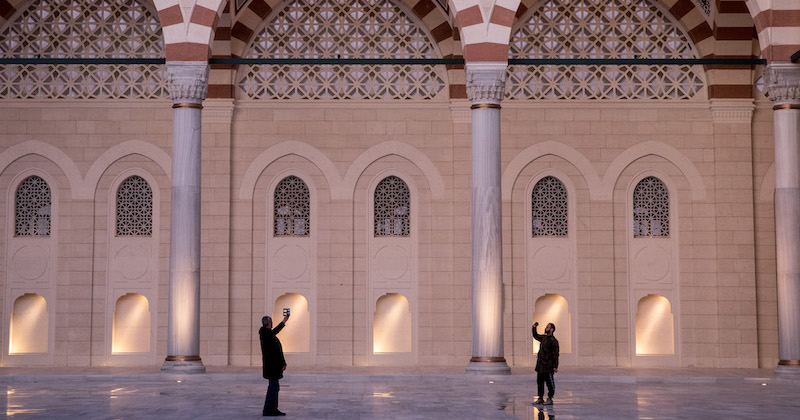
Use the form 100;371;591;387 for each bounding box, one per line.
0;57;768;66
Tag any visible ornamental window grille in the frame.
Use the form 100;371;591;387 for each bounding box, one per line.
374;176;410;237
274;176;310;237
15;176;51;236
532;176;568;237
693;0;711;16
0;0;167;99
633;176;669;237
238;0;446;100
116;176;153;236
508;0;704;100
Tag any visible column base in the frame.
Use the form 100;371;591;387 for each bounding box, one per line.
775;361;800;381
465;357;511;375
161;356;206;374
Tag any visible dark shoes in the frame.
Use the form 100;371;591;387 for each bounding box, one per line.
544;397;553;405
263;410;286;416
533;398;544;405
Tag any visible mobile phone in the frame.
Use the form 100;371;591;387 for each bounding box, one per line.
283;307;290;316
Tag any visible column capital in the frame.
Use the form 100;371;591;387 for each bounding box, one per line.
167;61;209;104
466;62;507;105
765;63;800;105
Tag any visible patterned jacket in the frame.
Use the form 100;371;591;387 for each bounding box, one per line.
532;326;560;373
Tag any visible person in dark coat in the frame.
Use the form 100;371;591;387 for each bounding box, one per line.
260;313;289;416
532;322;559;405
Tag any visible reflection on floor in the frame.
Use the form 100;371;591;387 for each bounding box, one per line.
0;369;798;419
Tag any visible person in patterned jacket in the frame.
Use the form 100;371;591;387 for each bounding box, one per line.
532;322;559;405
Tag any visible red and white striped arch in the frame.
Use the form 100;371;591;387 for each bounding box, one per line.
747;0;800;62
449;0;520;62
153;0;227;61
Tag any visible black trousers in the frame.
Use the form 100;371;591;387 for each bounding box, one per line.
536;372;555;399
263;379;280;414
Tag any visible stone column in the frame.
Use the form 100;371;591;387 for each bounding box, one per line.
766;63;800;378
161;61;209;374
465;62;510;375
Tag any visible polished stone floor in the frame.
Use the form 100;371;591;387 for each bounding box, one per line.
0;368;798;419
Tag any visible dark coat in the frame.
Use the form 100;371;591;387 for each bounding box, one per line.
260;321;286;380
532;326;559;373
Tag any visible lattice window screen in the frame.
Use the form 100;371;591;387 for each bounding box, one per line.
0;0;167;99
15;176;51;236
274;176;310;236
374;176;410;237
633;176;669;237
238;0;446;100
508;0;704;100
532;176;568;237
116;176;153;236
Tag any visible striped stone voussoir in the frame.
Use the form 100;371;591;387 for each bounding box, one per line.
705;0;758;99
749;0;800;62
155;0;227;61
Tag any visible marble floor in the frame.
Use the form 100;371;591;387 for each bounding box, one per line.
0;369;798;419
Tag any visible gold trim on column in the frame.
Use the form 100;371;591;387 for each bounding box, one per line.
165;355;202;362
778;359;800;366
470;356;507;363
470;104;502;110
172;103;204;110
773;104;800;110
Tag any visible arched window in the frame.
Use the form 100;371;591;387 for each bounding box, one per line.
374;176;410;237
532;176;568;237
274;176;310;236
633;176;669;237
0;0;166;99
508;0;704;100
15;175;51;236
116;175;153;236
238;0;446;100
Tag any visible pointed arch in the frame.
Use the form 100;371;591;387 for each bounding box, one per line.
0;141;82;198
82;140;171;200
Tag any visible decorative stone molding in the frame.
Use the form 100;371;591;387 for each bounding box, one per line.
202;99;235;124
765;63;800;104
449;101;471;123
709;99;755;124
167;62;209;104
466;63;507;105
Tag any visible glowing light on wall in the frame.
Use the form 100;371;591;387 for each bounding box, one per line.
271;293;310;353
9;293;48;354
373;293;411;353
112;293;151;353
532;294;571;354
635;294;675;355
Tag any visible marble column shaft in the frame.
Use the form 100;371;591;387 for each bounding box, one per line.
766;63;800;374
465;62;510;374
163;62;208;372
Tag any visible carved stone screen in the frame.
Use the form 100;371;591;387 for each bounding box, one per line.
374;176;410;237
633;176;669;237
15;175;51;236
274;176;310;237
532;176;568;237
0;0;167;99
508;0;704;100
238;0;446;100
116;176;153;236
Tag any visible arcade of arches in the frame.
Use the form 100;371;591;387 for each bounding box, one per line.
1;0;800;377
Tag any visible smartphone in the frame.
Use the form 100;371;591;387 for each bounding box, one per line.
283;307;290;316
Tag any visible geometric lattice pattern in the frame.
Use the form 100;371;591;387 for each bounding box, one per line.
532;176;568;237
633;176;669;237
116;176;153;236
239;0;446;100
508;0;704;100
274;176;310;237
374;176;410;236
15;175;51;236
694;0;711;15
0;0;167;99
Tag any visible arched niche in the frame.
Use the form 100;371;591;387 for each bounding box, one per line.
272;293;310;353
373;293;411;353
635;294;675;355
532;294;571;354
112;293;150;353
9;293;48;354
